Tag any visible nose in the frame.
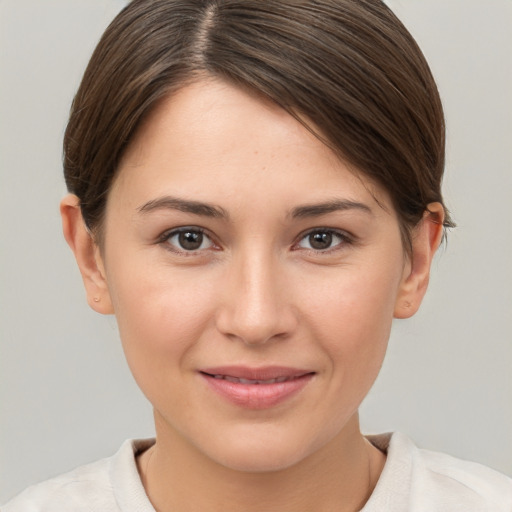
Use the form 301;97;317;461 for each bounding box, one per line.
215;250;298;346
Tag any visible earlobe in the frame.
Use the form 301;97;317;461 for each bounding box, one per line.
394;203;445;319
60;194;114;315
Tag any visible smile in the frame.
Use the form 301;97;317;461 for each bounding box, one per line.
199;367;315;409
209;374;298;384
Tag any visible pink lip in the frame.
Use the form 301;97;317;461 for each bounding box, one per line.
199;366;315;409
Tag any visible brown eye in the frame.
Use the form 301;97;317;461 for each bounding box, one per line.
179;231;204;250
309;232;333;250
164;228;214;252
297;229;349;252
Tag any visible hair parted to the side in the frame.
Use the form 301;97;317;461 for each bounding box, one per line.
63;0;454;246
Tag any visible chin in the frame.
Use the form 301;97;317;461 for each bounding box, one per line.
214;447;307;473
196;427;327;474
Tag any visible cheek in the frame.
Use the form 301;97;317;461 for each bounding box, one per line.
105;260;219;380
299;262;402;384
303;263;400;338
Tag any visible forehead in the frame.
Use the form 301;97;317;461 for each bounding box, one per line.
112;79;395;219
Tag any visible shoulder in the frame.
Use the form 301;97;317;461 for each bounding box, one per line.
2;439;155;512
366;432;512;512
2;456;114;512
415;441;512;511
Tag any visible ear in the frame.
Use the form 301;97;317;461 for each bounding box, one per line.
60;194;114;314
394;203;445;319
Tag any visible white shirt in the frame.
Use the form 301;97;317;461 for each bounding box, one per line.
3;432;512;511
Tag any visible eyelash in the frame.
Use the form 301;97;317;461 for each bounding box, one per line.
157;227;217;255
157;227;354;255
293;228;354;254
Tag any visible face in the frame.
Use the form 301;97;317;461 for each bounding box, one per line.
93;80;416;472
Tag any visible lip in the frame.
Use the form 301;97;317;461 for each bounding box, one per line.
199;366;315;409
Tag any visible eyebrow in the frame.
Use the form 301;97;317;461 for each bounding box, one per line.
289;199;373;219
137;196;372;220
137;196;228;219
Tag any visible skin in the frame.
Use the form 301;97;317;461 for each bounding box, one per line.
61;79;444;512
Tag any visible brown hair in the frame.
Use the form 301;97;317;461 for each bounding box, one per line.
63;0;454;245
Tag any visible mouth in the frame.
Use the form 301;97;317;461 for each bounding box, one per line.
205;374;300;385
199;366;315;409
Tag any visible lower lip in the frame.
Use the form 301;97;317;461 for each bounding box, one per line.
200;373;314;409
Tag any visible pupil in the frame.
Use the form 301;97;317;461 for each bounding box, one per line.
310;232;332;250
179;231;203;250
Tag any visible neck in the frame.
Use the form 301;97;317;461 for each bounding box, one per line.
138;413;385;512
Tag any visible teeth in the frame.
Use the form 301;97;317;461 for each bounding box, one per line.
211;374;293;384
259;378;282;384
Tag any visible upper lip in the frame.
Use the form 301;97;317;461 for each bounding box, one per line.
199;366;314;381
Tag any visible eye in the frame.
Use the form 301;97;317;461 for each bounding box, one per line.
162;228;215;252
296;229;350;252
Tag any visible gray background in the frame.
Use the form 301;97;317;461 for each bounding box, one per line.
1;0;511;503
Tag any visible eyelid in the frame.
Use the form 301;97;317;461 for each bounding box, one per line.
293;227;354;252
155;225;354;255
157;226;219;254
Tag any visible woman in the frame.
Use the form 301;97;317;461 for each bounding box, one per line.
4;0;511;510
